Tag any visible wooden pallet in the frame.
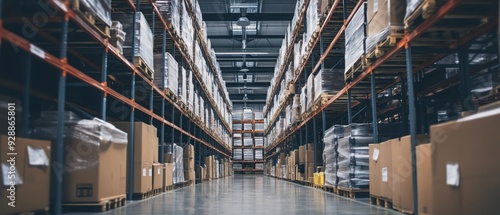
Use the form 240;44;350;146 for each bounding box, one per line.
393;206;414;214
370;195;393;209
132;190;155;200
70;0;110;38
404;0;437;29
164;88;178;103
324;185;337;193
336;187;369;198
152;188;163;196
63;195;126;212
133;56;154;80
164;185;174;192
344;55;368;82
366;29;405;61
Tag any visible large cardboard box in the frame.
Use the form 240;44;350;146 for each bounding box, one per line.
392;135;429;214
320;0;334;17
153;138;159;163
369;144;381;197
0;136;51;215
291;150;299;164
279;153;286;165
112;122;156;164
184;170;195;181
366;0;406;48
183;144;194;159
430;109;500;215
416;144;432;215
305;150;314;165
153;163;163;190
205;156;214;179
184;157;194;170
379;139;393;200
164;153;174;163
164;163;173;186
63;124;128;202
299;145;306;164
133;162;153;193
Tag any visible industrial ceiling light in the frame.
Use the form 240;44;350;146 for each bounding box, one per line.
243;93;249;100
236;8;250;27
240;65;249;72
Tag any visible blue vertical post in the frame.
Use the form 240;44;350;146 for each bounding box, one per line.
160;27;166;164
54;18;68;215
370;72;379;143
459;48;471;110
179;114;183;145
313;117;317;169
401;74;408;134
171;106;175;145
320;34;324;70
101;49;107;120
21;52;31;137
347;90;352;124
405;43;419;215
127;0;140;200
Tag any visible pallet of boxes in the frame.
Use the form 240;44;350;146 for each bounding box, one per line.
205;156;214;180
183;144;195;185
297;144;314;183
26;112;129;212
112;121;160;200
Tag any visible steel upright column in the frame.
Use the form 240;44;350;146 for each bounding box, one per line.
347;90;352;124
370;72;379;143
179;114;183;144
21;52;31;137
401;74;408;134
160;28;166;164
52;17;69;215
405;43;418;215
101;49;107;120
459;47;471;110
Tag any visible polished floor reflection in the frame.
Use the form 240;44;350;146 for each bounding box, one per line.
68;175;402;215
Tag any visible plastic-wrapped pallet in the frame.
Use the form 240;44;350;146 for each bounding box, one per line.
110;21;126;53
116;12;154;74
255;123;264;131
244;123;252;131
366;0;406;55
404;0;445;21
301;86;307;115
254;137;264;147
255;149;264;160
233;164;243;169
232;123;242;131
154;52;179;96
155;0;181;35
306;0;321;43
172;143;185;184
77;0;111;27
187;70;194;111
254;112;264;120
233;111;242;121
306;73;314;111
292;95;301;123
243;149;254;161
178;66;187;104
314;68;343;101
294;40;303;72
200;97;205;120
194;1;203;29
337;124;373;189
243;108;254;120
323;125;345;187
344;2;367;75
215;160;220;178
180;1;194;59
243;133;253;147
256;163;264;170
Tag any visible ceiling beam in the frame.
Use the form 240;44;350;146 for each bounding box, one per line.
208;34;285;40
226;82;270;88
202;13;294;22
220;67;275;73
229;94;267;100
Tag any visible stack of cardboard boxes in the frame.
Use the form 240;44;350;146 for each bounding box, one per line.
113;122;157;196
204;156;214;180
183;144;195;183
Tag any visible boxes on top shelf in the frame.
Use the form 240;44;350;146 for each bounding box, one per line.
366;0;406;56
314;69;343;101
344;2;367;75
77;0;112;27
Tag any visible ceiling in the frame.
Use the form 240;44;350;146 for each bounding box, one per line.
198;0;296;103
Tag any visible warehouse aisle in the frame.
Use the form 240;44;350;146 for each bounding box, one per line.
69;175;401;215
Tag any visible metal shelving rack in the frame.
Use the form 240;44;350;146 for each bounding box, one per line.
0;0;234;214
264;0;498;214
232;119;265;173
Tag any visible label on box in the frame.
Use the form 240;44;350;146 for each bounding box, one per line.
373;0;378;13
158;168;161;175
382;167;388;182
2;163;23;186
149;168;153;176
372;148;380;161
446;163;460;186
27;146;49;166
143;168;146;176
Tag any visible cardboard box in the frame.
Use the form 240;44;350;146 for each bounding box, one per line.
132;162;153;193
63;126;128;202
417;144;432;215
291;150;299;164
320;0;334;17
164;163;173;186
307;166;314;180
112;122;156;164
183;144;194;159
164;153;174;163
430;109;500;215
367;0;405;46
205;156;214;179
153;163;163;190
279;153;286;165
184;170;195;181
392;135;429;213
299;145;306;164
184;157;194;170
153;137;159;163
380;139;393;200
305;150;314;165
369;144;381;197
0;136;51;214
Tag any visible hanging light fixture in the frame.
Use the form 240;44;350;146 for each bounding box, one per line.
240;65;249;72
236;8;250;27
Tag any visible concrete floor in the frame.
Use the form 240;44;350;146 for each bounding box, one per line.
68;175;402;215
